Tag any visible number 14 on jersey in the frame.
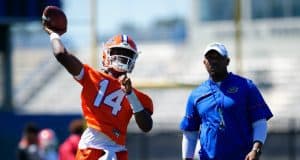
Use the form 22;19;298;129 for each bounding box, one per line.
93;79;126;115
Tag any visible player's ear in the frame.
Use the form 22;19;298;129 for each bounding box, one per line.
226;58;230;66
203;59;207;65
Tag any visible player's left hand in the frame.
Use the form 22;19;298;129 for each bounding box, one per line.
118;74;132;94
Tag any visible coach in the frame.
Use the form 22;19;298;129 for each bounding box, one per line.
180;42;273;160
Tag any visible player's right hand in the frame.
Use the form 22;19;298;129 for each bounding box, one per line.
42;22;54;35
42;6;67;35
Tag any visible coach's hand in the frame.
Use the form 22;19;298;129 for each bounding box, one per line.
245;150;260;160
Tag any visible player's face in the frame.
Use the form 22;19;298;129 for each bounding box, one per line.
107;48;136;77
204;50;229;78
27;132;38;144
110;48;135;59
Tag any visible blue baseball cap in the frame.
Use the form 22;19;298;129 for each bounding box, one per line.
203;42;229;58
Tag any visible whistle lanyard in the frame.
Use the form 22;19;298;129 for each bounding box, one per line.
209;81;226;130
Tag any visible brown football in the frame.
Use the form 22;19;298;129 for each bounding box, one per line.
42;6;67;35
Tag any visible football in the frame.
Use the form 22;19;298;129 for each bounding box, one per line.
42;6;67;35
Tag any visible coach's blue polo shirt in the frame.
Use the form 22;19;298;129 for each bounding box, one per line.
180;73;273;160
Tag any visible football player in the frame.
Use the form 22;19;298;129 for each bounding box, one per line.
42;25;153;159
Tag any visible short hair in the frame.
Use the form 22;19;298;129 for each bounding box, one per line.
24;122;39;134
69;119;84;135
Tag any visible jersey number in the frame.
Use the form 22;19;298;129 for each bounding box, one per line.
93;79;125;115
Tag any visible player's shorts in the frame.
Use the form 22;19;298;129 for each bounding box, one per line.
75;148;128;160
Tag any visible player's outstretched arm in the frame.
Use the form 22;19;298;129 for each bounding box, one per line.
43;23;83;76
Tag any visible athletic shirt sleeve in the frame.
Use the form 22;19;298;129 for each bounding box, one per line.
73;64;91;86
180;92;201;131
247;80;273;122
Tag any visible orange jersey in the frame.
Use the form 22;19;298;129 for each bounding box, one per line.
75;64;153;145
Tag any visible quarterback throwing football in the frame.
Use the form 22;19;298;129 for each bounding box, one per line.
42;7;153;160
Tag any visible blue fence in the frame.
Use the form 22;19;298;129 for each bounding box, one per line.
0;112;81;160
1;112;299;160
